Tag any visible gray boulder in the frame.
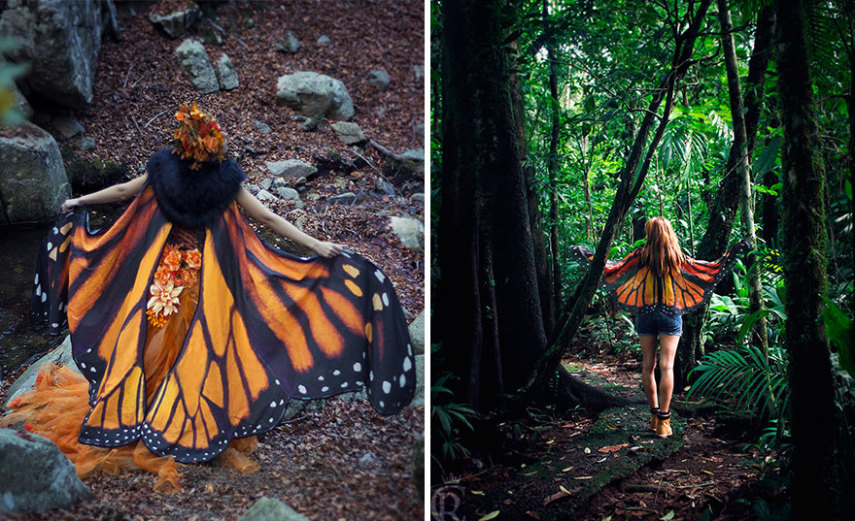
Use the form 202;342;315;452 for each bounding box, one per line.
215;53;239;90
327;192;357;205
0;428;93;514
275;186;300;201
400;149;425;176
5;336;74;407
276;72;354;121
364;69;390;91
0;0;104;107
256;189;277;202
52;116;85;140
408;354;424;409
253;119;271;134
389;216;424;251
330;121;367;145
148;3;201;38
266;159;317;179
408;311;425;355
276;31;301;53
175;39;219;94
238;497;309;521
0;121;71;225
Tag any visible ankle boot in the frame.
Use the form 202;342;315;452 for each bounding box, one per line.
656;417;672;439
649;414;658;432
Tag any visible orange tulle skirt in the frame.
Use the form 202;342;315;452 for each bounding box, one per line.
1;279;259;493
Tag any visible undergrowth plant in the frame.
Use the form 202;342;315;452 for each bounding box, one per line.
431;343;478;477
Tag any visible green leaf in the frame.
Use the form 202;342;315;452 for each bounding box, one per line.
479;510;501;521
738;308;770;342
822;297;854;376
752;184;778;196
660;511;675;520
753;135;782;178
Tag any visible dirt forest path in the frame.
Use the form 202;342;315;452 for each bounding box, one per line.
434;355;783;521
2;1;424;520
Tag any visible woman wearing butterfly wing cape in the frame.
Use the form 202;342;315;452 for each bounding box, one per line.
4;104;416;492
571;217;748;439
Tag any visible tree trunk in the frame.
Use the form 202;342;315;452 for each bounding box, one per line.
516;49;553;338
543;0;561;331
718;0;768;348
439;0;547;411
675;4;775;387
776;0;840;517
583;163;595;240
546;7;562;332
525;0;714;396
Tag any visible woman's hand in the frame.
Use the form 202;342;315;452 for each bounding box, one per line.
60;198;80;213
313;241;344;258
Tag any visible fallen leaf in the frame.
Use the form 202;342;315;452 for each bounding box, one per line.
479;511;500;521
561;466;574;472
574;476;593;480
598;443;629;453
559;485;572;495
543;490;570;506
660;511;675;520
472;490;484;495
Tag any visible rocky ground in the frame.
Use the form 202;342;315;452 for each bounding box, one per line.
0;369;424;521
2;0;425;520
31;0;425;314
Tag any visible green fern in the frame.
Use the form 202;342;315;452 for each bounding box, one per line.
687;343;790;422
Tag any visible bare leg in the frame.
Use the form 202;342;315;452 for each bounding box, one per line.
657;334;680;413
640;335;659;409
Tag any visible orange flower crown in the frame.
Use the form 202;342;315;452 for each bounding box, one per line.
172;102;225;169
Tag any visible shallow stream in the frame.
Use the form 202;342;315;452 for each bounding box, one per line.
0;225;65;378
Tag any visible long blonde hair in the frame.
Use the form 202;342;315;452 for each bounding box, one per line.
641;217;685;278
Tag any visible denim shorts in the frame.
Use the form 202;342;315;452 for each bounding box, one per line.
635;311;682;336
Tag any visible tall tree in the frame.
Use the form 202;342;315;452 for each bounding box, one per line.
717;0;768;347
545;0;562;332
776;0;840;517
438;0;547;410
675;4;775;386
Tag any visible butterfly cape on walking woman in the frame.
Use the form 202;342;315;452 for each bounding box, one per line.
571;239;750;315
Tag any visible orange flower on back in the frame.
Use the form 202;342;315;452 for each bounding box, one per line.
183;249;202;269
163;247;183;272
172;102;225;169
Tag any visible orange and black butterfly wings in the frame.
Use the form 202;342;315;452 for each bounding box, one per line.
140;204;415;461
571;241;748;315
67;188;172;446
35;186;415;463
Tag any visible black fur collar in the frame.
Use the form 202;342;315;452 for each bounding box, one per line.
147;148;246;229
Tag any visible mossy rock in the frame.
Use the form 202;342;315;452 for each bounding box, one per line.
66;157;126;192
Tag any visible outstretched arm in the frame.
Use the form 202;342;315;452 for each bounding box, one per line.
235;187;343;258
61;174;148;212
